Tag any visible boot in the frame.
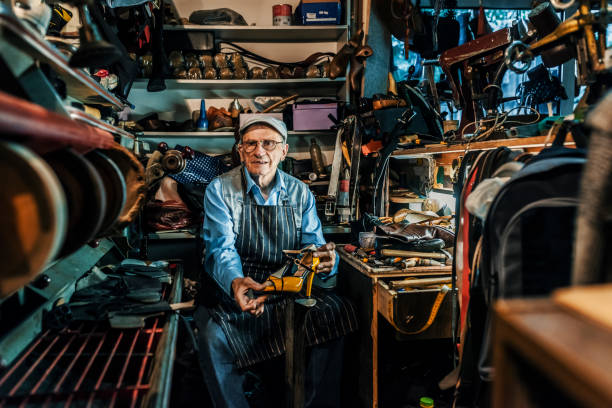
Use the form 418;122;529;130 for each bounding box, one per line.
329;28;364;79
349;44;373;93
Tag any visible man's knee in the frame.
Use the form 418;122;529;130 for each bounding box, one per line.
196;307;234;365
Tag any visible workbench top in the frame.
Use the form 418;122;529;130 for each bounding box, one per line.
337;246;452;278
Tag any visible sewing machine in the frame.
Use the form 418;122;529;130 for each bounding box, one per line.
439;28;515;136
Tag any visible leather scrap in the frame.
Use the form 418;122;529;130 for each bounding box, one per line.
375;223;455;247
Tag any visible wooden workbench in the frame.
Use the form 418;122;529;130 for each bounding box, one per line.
337;247;453;408
493;296;612;408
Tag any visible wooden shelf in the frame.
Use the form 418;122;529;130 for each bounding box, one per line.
392;135;576;159
308;180;330;186
322;225;351;234
132;78;346;97
164;24;348;42
0;5;128;110
147;230;196;240
140;130;336;138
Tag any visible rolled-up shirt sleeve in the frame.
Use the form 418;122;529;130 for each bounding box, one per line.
300;190;338;278
202;178;244;296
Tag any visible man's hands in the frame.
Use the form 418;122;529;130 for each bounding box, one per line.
231;242;336;315
231;277;268;317
313;242;336;274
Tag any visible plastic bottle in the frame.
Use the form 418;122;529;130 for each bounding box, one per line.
419;397;434;408
196;99;208;131
309;138;325;176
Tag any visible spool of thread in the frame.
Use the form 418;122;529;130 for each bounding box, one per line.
273;4;292;26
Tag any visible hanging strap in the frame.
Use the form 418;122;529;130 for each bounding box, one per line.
393;285;450;335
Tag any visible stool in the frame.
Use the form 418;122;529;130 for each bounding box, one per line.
284;298;311;408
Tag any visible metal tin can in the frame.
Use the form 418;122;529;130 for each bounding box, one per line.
272;4;292;26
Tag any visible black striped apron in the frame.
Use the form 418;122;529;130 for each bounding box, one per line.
208;175;358;369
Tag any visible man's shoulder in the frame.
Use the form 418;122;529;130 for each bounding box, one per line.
216;165;242;182
205;166;242;201
214;166;243;188
279;170;310;195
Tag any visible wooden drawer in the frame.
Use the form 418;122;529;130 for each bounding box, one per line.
377;280;454;340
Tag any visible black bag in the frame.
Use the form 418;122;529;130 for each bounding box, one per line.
477;136;587;383
189;8;247;25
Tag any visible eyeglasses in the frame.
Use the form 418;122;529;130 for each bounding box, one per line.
241;140;284;153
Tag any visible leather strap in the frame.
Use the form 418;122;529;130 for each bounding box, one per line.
397;285;450;335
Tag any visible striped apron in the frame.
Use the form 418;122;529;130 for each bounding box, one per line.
208;176;358;369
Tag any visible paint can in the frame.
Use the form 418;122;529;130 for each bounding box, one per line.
273;4;292;26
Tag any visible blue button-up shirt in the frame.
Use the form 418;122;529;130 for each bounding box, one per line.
203;167;337;296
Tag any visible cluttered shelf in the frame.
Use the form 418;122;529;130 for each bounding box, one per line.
392;135;576;159
0;5;127;110
163;24;349;42
139;130;336;138
67;106;135;142
131;78;346;97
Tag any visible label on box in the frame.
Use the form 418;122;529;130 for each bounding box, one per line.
306;17;337;21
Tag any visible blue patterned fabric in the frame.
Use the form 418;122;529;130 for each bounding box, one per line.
169;145;231;186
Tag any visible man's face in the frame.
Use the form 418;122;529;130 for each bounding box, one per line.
238;125;288;178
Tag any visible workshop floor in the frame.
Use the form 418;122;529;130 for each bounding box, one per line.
170;318;457;408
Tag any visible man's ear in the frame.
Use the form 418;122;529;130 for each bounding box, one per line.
237;144;246;162
281;143;289;160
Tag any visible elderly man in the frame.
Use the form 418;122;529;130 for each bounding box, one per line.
195;116;357;407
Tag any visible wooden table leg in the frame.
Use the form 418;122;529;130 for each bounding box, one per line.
285;299;308;408
372;278;378;408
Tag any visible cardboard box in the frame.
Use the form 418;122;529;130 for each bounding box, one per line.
295;0;342;25
292;103;337;131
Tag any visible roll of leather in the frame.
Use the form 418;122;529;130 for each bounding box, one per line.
101;143;146;233
85;150;127;238
43;148;107;258
0;141;67;298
